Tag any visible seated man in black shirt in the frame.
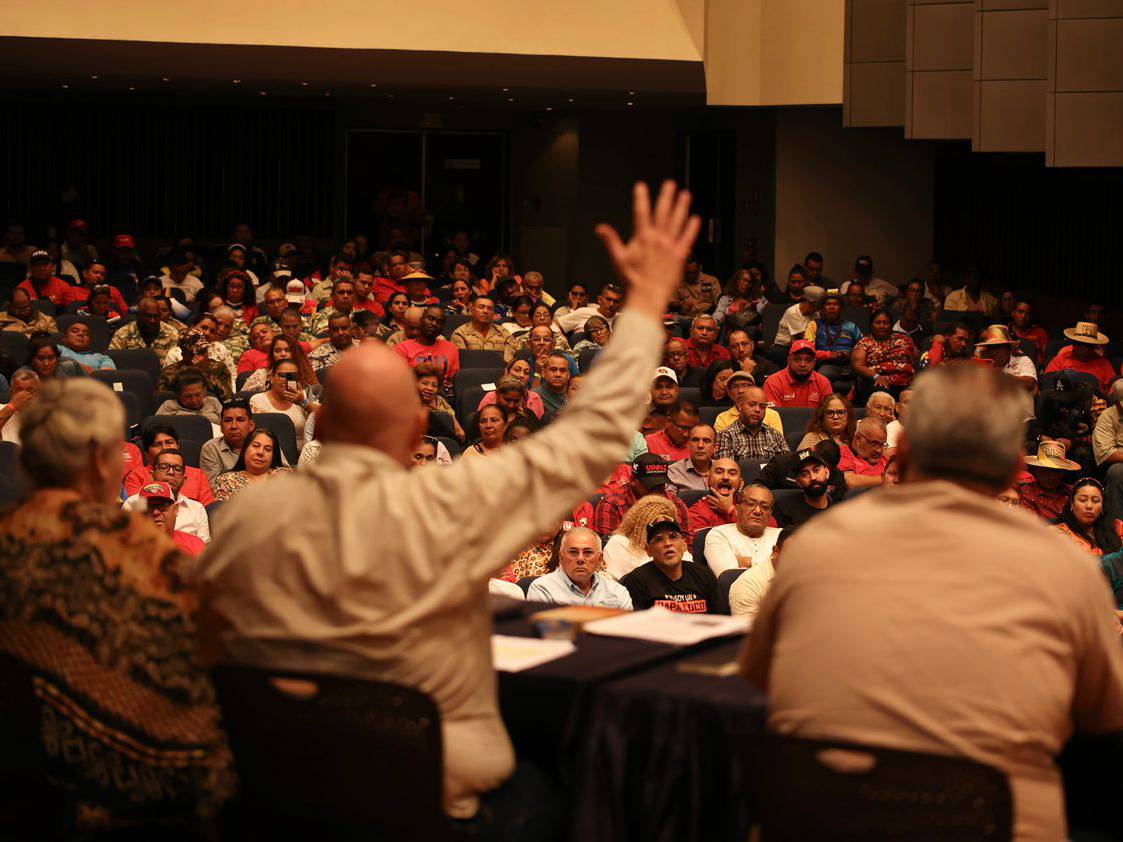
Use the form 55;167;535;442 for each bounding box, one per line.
773;448;833;527
620;519;721;614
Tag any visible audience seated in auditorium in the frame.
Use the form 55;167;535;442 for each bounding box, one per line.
772;264;809;307
850;308;917;400
27;334;67;382
594;453;689;538
796;393;855;452
237;322;277;373
534;351;571;415
773;283;823;349
450;295;515;360
64;259;128;314
249;361;311;449
572;315;611;355
211;428;289;501
804;291;861;385
0;369;38;443
156;367;222;429
160;321;235;400
310;277;359;337
555;283;624;333
123;448;210;542
620;519;720;613
200;398;256;480
552;282;588;323
19;249;71;306
527;526;632;609
773;448;834;527
714;371;784;434
0;287;57;336
666;424;717;495
742;365;1123;841
124;423;215;503
716;385;789;462
160;251;205;302
0;379;233;832
661;338;701;387
684;314;728;369
838;416;889;488
1052;477;1121;556
110;296;180;363
685;457;743;539
1019;440;1079;521
645;402;697;461
919;320;976;368
976;324;1037;391
727;328;777;380
59;319;116;372
764;339;834;409
713;266;765;326
728;524;793;620
461;404;509;461
704;483;780;576
1009;299;1050;365
1094;379;1123;526
308;312;358;371
672;254;721;316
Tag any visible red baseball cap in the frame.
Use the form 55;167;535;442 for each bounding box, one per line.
139;481;175;503
68;219;89;233
113;234;135;249
789;339;816;357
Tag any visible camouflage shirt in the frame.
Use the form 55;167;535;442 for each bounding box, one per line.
108;320;180;365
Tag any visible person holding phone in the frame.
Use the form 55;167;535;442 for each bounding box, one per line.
249;360;311;451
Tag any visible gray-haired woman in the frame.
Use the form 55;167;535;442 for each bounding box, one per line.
0;378;233;834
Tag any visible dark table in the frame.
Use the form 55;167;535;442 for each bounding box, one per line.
494;601;766;842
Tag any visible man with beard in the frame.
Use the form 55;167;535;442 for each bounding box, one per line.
704;483;781;575
773;448;833;527
667;424;717;495
763;340;833;409
645;403;698;461
716;385;789;462
621;519;720;613
838;417;890;488
526;526;632;609
686;457;744;541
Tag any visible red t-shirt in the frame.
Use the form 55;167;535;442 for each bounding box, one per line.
394;338;461;381
684;340;730;370
173;530;206;558
686;498;736;541
1044;345;1117;395
123;465;215;506
354;297;386;319
762;368;833;408
237;348;270;373
19;276;72;307
121;442;144;482
372;278;405;305
64;283;129;316
645;430;690;462
838;444;888;477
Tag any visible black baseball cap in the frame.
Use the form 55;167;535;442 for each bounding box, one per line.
788;448;828;479
645;518;683;542
631;453;670;489
855;255;874;273
29;249;51;264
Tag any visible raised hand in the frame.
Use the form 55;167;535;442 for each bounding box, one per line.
595;181;701;320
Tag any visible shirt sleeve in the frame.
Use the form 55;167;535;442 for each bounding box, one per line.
704;528;739;575
762;375;783;407
525;580;553;604
1093;412;1121;465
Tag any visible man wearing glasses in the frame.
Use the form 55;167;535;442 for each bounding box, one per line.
838;416;890;488
621;519;720;613
526;526;632;609
122;448;210;542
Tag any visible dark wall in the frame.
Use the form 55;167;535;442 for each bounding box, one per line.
934;144;1123;306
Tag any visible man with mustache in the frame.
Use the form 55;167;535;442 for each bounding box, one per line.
704;483;781;576
525;526;632;609
686;458;744;540
620;519;720;613
773;448;834;527
763;339;833;409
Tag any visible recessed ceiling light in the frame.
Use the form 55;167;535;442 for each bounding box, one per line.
369;83;377;88
128;86;136;91
259;91;267;96
300;81;309;87
61;84;69;89
502;87;509;92
232;79;241;84
626;101;634;106
508;97;515;102
90;75;99;80
568;98;574;103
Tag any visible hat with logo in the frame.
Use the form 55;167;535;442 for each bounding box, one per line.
28;249;51;264
631;453;670;489
1024;440;1080;472
67;219;89;233
285;279;307;303
278;242;298;257
855;255;874;273
652;366;678;385
113;234;136;249
645;518;683;542
975;324;1018;347
788;447;828;478
789;339;816;357
139;481;176;504
1063;321;1109;346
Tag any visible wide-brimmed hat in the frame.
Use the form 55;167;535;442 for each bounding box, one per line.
975;324;1018;347
1063;321;1109;346
1025;440;1080;471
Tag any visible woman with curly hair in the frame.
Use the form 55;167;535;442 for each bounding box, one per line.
602;494;693;580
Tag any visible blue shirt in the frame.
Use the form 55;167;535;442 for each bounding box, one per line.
807;319;863;355
60;346;116;371
526;568;633;610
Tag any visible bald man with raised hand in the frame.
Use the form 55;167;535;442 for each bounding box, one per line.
197;181;701;828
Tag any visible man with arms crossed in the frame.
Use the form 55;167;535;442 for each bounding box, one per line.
197;182;700;833
742;365;1123;840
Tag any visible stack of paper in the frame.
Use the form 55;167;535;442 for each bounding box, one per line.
491;635;577;672
583;607;749;646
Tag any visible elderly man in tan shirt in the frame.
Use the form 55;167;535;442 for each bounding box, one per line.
742;364;1123;841
197;182;700;821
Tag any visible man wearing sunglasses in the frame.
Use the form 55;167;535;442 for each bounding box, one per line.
838;416;890;488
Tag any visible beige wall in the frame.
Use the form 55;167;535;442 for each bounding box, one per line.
6;0;702;60
774;107;934;287
706;0;846;105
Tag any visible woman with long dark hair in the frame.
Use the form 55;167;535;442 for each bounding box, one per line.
1052;478;1122;556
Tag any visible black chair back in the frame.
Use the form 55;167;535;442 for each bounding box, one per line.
749;733;1012;840
716;568;743;612
106;348;161;388
517;576;538;594
691;526;712;568
776;406;815;437
252;412;300;466
679;488;707;508
456;384;488;425
434;436;462;458
677;386;702;408
212;663;448;840
760;302;788;347
578;346;600;373
427;410;457;440
458;348;504;369
444;313;471;336
141;414;213;448
0;331;28;362
737;459;765;485
0;441;27;499
91;369;155;418
115;390;142;429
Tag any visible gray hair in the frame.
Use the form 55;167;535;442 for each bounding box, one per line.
856;416;886;435
11;367;38;386
905;366;1025;491
524;271;543;284
559;525;601;554
866;391;894;408
1110;379;1123;404
20;379;123;488
212;305;235;321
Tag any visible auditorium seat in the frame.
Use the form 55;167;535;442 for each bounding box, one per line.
251;413;300;466
457;349;504;369
106;349;161;389
91;369;155;418
679;489;707;508
0;332;28;362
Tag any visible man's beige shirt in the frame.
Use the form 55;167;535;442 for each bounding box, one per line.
197;310;663;818
1092;405;1123;465
741;481;1123;840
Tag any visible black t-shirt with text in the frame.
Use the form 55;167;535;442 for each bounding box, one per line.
773;493;832;528
621;560;720;614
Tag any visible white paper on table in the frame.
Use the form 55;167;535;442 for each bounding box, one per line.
491;635;577;673
583;606;750;646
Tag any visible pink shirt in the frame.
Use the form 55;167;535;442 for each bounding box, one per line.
478;389;545;420
838;444;888;477
394;338;461;381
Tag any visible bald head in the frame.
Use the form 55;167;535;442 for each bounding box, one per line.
317;343;427;467
1112;378;1123;405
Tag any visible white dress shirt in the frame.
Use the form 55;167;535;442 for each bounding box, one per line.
122;491;210;542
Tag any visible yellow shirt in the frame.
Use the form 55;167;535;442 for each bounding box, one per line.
714;406;784;435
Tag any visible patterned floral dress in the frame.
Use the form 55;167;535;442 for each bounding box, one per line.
0;489;234;831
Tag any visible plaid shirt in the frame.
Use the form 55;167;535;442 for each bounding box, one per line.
593;485;689;537
715;420;789;462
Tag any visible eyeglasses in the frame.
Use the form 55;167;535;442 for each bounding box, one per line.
855;432;887;451
739;500;772;512
563;548;599;559
154;464;185;474
823;409;848;418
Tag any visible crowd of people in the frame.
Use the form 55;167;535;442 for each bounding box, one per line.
1;187;1122;840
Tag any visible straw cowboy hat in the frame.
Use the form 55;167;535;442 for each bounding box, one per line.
1063;321;1109;346
1025;440;1080;472
975;324;1018;347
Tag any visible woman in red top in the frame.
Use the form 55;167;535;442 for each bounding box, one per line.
1052;478;1122;556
